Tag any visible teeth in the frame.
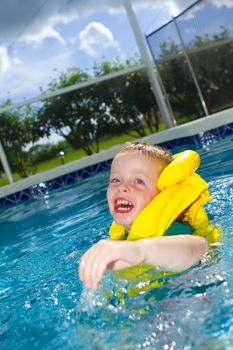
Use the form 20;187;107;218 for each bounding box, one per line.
117;207;130;211
115;199;133;213
116;199;132;206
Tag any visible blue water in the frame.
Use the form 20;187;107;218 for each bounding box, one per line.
1;134;233;350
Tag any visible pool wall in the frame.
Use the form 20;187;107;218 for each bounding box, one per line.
1;107;233;207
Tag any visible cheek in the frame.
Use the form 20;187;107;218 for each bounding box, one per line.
106;187;112;206
139;189;158;209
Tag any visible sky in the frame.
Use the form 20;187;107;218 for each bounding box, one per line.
0;0;232;106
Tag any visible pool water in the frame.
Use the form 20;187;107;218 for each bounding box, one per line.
1;134;233;350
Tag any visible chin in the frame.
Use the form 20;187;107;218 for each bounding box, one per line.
113;214;134;228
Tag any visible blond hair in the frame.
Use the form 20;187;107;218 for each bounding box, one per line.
118;141;172;167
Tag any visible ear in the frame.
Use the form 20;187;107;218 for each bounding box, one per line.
157;150;200;190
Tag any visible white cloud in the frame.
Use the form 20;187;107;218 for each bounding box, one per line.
179;2;205;20
68;36;77;45
0;46;20;74
0;46;11;73
0;0;198;47
107;0;195;18
0;50;72;101
78;21;120;57
132;0;194;15
0;0;117;46
211;0;233;8
19;26;65;45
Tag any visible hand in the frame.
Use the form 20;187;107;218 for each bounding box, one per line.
78;239;145;290
78;235;209;290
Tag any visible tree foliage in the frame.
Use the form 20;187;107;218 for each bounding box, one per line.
0;105;43;177
156;26;233;120
39;69;115;155
38;60;159;155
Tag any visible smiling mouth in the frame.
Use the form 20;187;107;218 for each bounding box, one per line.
114;199;134;213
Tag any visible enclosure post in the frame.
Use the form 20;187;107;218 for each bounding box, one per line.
172;16;209;116
0;140;14;184
122;0;176;128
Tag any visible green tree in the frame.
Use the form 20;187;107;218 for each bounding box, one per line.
156;26;233;119
39;68;114;155
0;105;43;177
93;59;160;137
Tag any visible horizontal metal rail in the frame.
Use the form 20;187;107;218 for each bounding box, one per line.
153;38;233;64
0;63;146;114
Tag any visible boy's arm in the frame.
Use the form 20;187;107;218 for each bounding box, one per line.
139;235;209;270
78;235;209;290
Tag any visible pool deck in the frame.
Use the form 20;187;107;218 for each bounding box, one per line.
0;107;233;201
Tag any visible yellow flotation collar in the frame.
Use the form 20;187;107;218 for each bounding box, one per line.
109;150;220;243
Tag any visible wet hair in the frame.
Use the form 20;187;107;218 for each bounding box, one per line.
118;141;172;167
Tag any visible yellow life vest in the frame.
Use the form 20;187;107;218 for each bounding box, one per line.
109;150;220;244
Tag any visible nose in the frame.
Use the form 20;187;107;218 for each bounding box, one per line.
119;182;129;192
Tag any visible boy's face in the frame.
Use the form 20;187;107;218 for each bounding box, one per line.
107;151;163;230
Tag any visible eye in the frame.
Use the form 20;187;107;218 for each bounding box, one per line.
135;178;145;185
110;177;120;184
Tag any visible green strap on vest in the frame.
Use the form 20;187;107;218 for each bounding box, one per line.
123;221;194;240
164;221;194;236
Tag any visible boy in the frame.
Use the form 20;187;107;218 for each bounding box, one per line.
79;141;209;290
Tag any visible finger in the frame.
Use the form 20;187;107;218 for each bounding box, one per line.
90;243;122;288
89;240;112;289
80;241;106;289
83;248;100;289
89;261;101;290
79;248;92;281
78;257;85;281
79;245;98;284
94;260;109;289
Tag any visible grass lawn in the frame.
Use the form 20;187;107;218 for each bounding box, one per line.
0;173;22;187
36;132;141;173
0;126;165;187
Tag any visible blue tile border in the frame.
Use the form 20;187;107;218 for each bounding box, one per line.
1;122;233;208
0;159;112;207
